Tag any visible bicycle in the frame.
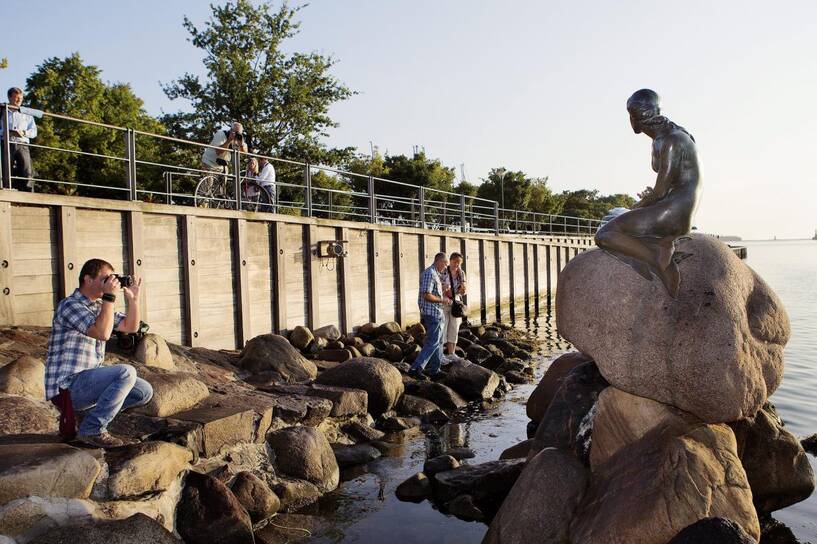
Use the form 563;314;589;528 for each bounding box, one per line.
194;168;274;212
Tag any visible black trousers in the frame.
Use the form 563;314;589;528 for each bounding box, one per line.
2;142;33;191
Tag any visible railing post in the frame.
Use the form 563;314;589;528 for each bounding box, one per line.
418;187;426;228
368;175;375;223
124;129;138;200
304;163;312;217
164;172;172;205
460;193;466;233
1;104;11;190
232;149;242;209
494;202;500;235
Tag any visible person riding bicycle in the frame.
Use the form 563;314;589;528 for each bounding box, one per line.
201;122;247;173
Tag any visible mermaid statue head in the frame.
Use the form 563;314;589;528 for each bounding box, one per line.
627;89;661;134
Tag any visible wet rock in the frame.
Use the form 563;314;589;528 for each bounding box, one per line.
385;344;404;362
135;371;209;418
557;235;789;423
104;441;192;499
29;513;180;544
289;326;314;351
267;427;339;492
315;357;404;416
230;471;280;523
802;433;817;455
313;324;341;342
134;334;174;370
465;344;491;365
456;336;474;350
570;424;760;544
446;447;476;460
0;394;58;436
0;355;45;399
526;351;593;424
495;359;526;375
377;413;421;432
482;344;506;370
484;448;587;544
238;334;318;383
529;361;608;462
306;336;328;354
377;321;402;336
446;494;484;522
171;404;255;457
396;472;431;502
390;360;412;374
359;343;376;357
398;394;448;422
325;340;344;350
503;370;530;384
270;477;323;512
729;402;815;513
407;323;426;343
433;459;525;519
442;360;500;401
341;421;385;443
759;515;800;544
668;517;756;544
332;444;382;468
0;443;101;504
499;438;533;460
423;455;459;476
176;471;254;544
358;322;377;337
405;381;467;412
313;349;352;363
261;383;367;418
346;346;363;358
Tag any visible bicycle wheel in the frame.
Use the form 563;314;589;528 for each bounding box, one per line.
195;175;234;209
241;181;273;212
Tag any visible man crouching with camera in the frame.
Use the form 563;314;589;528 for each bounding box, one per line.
45;258;153;447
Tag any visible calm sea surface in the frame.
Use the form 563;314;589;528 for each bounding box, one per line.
258;240;817;543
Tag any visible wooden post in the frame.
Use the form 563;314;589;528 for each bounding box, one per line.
396;232;407;327
272;222;288;332
339;227;352;334
232;218;251;347
0;203;14;325
306;224;319;330
181;215;200;347
546;244;553;305
556;244;563;283
368;229;379;324
57;207;77;300
533;244;540;305
508;243;516;320
478;239;487;323
523;243;531;316
494;240;502;322
126;211;147;317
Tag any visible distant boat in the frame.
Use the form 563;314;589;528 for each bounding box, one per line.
813;229;817;240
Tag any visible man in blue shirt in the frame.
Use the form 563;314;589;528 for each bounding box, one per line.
409;252;451;380
45;258;153;447
1;87;37;191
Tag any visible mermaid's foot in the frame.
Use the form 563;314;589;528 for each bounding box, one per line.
604;251;654;281
676;235;693;243
672;251;693;264
657;261;681;299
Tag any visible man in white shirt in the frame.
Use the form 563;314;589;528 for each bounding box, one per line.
257;156;276;204
201;122;248;173
1;87;37;191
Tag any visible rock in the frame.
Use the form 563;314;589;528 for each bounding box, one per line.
590;387;701;468
230;471;280;523
0;394;58;436
359;343;376;357
390;360;412;374
495;359;526;375
313;349;352;363
135;372;209;418
104;441;192;499
529;361;608;462
376;321;402;336
395;472;431;502
484;448;588;544
306;336;327;354
134;334;174;370
289;326;315;350
423;455;459;476
385;344;404;362
262;383;367;418
447;494;484;522
315;357;404;416
358;322;377;337
503;370;530;384
668;517;756;544
342;421;385;443
313;324;341;342
456;337;474;350
442;360;500;401
377;414;421;432
526;351;592;424
332;444;382;468
729;402;815;513
433;459;525;519
346;346;362;358
482;344;506;370
465;344;491;365
557;235;789;423
28;513;180;544
0;444;101;504
759;515;800;544
325;340;344;350
570;424;760;544
0;355;45;399
176;471;254;544
267;427;339;492
270;478;323;512
0;496;96;541
499;439;533;460
238;334;318;383
406;381;467;412
407;323;426;343
398;394;448;422
446;447;476;460
170;404;255;457
802;433;817;455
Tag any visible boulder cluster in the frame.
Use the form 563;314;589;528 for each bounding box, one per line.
483;235;815;544
0;313;535;543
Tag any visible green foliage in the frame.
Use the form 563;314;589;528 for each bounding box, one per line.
24;53;165;197
0;58;7;70
558;189;636;219
161;0;354;165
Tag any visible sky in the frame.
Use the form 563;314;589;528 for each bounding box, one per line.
3;0;816;240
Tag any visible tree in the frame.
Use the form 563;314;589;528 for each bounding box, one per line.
559;189;636;219
476;168;530;211
162;0;354;169
0;58;7;70
24;53;165;197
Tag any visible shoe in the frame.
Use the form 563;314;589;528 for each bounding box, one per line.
427;371;447;381
408;369;429;381
77;432;127;448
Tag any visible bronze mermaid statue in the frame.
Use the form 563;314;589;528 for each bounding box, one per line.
595;89;702;298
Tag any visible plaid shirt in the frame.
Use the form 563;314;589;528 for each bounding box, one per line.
418;265;445;319
44;289;126;399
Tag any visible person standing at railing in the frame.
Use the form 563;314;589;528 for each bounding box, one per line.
409;252;452;381
1;87;37;191
441;252;467;356
242;157;260;199
201;121;247;173
257;156;276;205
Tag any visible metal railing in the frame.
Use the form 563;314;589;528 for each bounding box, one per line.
1;103;601;236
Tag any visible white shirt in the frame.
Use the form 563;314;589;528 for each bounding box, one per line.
1;108;37;144
201;129;231;168
257;162;276;188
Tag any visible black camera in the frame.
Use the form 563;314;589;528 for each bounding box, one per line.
108;274;135;288
233;132;244;142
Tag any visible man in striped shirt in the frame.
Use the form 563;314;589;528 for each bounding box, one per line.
409;252;451;380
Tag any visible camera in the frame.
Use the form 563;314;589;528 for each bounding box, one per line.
108;274;135;288
233;132;244;143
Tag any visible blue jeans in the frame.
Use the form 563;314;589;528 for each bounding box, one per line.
411;313;444;374
69;364;153;436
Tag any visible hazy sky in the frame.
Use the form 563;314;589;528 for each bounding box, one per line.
4;0;816;239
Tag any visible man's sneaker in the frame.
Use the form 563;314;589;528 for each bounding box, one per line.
77;432;126;448
408;369;428;381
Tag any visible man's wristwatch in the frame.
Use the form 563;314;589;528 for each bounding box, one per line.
102;293;116;303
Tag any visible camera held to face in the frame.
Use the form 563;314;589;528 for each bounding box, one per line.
108;274;135;288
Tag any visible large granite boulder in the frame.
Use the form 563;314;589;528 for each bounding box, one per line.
267;426;339;492
134;334;174;370
0;355;45;399
238;334;318;382
176;471;254;544
315;357;404;416
0;394;59;436
729;402;815;513
104;441;192;499
0;444;101;504
483;448;588;544
134;372;209;418
526;351;592;424
441;359;501;401
557;235;789;423
570;424;760;544
230;471;280;523
28;513;180;544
